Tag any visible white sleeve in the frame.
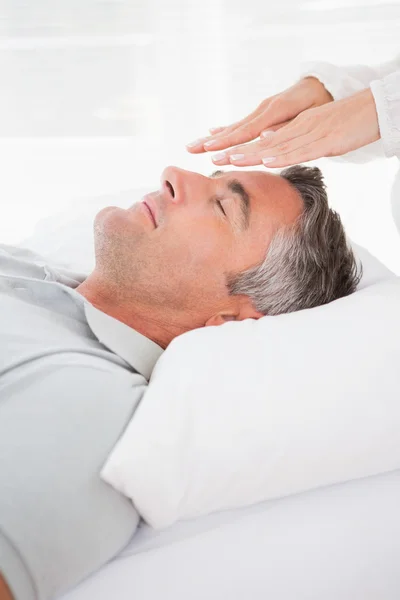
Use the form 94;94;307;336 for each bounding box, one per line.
299;57;400;101
370;69;400;159
299;57;400;163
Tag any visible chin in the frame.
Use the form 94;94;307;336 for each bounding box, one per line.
94;204;147;256
95;205;139;233
94;206;124;248
95;204;121;219
94;205;120;230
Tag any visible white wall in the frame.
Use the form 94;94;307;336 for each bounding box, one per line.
0;0;399;270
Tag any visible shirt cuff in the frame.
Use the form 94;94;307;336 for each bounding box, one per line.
298;61;368;101
370;70;400;159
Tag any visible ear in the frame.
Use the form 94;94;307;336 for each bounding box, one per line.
205;296;264;327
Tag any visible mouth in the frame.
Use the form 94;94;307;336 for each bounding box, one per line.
142;201;157;228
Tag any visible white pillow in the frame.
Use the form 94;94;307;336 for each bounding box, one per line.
21;198;400;528
101;270;400;528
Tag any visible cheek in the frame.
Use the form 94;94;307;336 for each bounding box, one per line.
161;221;228;272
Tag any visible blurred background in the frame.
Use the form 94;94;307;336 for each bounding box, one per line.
0;0;399;271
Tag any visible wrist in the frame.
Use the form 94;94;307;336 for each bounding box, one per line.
355;88;380;145
302;76;334;104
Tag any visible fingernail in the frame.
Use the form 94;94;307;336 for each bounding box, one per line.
209;127;223;133
262;157;276;164
212;152;227;161
186;138;206;148
261;130;274;138
230;154;245;161
204;139;218;148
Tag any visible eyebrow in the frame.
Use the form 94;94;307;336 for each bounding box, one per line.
210;170;251;230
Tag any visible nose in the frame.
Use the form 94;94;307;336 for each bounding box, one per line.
160;166;211;205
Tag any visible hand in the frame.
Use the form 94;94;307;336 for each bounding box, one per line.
185;76;333;154
208;88;380;169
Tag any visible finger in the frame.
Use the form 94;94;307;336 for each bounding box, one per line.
226;132;321;167
209;137;274;166
186;134;216;153
207;103;266;139
260;119;292;134
212;152;263;167
258;129;320;160
258;119;312;150
203;112;281;153
260;141;325;168
210;122;306;164
187;116;264;155
188;96;294;154
209;126;226;134
187;97;297;154
217;97;301;150
229;118;312;157
186;105;265;153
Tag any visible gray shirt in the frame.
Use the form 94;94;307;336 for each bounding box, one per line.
0;243;163;600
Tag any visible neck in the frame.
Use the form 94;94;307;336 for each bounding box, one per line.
76;271;196;349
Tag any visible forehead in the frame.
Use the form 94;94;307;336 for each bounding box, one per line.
211;168;303;228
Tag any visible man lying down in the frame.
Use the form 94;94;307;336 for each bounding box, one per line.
0;164;361;600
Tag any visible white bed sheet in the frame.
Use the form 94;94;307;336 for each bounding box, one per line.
62;469;400;600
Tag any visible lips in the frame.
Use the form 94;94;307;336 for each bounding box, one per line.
143;201;157;228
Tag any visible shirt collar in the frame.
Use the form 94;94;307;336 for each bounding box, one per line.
83;301;164;380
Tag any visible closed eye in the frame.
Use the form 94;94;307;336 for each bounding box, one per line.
216;199;226;217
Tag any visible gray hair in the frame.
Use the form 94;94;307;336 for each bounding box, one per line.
226;165;362;316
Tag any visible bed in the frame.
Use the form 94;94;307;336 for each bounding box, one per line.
20;192;400;600
62;468;400;600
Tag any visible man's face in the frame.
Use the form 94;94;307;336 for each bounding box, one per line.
93;166;303;327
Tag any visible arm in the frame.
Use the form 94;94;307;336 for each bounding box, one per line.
0;363;144;600
299;57;400;163
186;56;400;167
209;67;399;168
